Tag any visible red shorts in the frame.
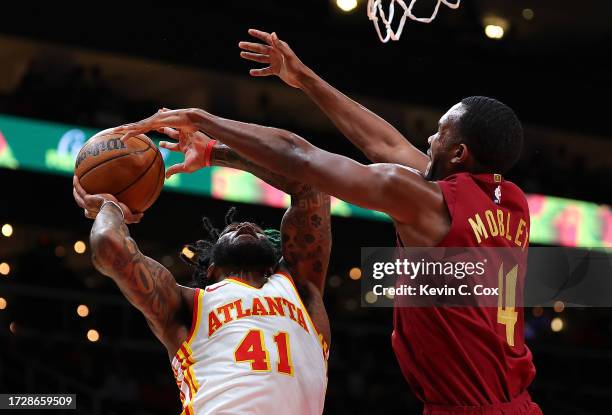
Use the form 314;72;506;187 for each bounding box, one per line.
423;392;542;415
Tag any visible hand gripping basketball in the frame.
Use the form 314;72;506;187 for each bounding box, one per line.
113;109;200;142
72;176;143;224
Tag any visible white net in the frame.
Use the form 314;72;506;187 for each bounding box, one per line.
367;0;461;43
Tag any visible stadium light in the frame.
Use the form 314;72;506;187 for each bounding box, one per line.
87;329;100;342
485;25;504;39
553;301;565;313
1;224;13;237
349;267;362;280
0;262;10;276
365;291;378;304
551;317;564;332
483;16;509;40
336;0;358;12
0;297;7;310
77;304;90;318
9;322;17;334
74;241;86;254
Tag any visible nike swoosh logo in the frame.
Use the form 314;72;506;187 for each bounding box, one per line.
206;283;228;292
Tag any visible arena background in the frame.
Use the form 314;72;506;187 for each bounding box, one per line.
0;2;610;414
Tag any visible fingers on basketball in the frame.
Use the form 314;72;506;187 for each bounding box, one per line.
73;187;85;208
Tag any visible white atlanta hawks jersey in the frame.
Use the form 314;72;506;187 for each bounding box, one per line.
171;272;329;415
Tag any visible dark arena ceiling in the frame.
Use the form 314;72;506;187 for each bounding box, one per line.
1;1;610;137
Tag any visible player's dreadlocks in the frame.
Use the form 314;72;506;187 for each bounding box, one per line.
180;207;282;288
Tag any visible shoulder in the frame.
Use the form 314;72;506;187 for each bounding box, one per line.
178;285;199;316
503;179;526;197
380;163;438;191
380;164;445;222
502;179;530;218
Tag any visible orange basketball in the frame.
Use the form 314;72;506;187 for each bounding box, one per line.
74;132;165;213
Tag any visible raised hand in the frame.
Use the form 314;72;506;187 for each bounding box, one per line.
239;29;307;89
158;121;214;178
72;176;143;223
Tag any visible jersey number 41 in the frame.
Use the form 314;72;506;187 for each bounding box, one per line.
234;330;294;375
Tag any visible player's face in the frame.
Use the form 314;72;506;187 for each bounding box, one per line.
212;222;277;270
424;103;464;181
219;222;267;245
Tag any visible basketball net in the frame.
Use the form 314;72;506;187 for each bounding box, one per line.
367;0;461;43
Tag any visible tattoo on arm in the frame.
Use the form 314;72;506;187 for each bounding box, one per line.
212;143;303;194
212;142;332;292
281;186;331;294
90;204;183;342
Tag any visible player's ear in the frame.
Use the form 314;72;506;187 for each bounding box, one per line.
451;143;469;165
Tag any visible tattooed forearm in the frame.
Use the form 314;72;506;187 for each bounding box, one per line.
281;187;331;294
89;203;182;341
212;142;304;195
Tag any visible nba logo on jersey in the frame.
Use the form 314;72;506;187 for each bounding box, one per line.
494;185;502;204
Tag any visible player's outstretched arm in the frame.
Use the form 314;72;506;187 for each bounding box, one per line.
73;177;188;356
239;29;429;172
113;108;447;244
157;125;305;195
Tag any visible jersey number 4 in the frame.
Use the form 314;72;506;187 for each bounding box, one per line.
234;329;294;375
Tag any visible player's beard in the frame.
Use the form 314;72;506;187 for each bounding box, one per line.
211;236;277;271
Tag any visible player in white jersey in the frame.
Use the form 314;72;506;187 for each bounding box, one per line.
73;128;331;415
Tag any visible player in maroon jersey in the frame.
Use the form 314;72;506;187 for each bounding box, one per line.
234;30;540;413
112;37;541;413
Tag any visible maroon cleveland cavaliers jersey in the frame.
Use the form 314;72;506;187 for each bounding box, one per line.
392;172;536;406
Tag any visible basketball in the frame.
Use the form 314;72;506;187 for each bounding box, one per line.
74;132;165;212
